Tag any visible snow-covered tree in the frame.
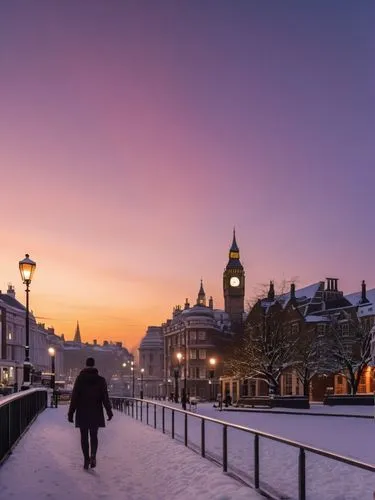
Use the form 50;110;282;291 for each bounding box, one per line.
325;317;372;395
293;322;329;396
226;305;298;395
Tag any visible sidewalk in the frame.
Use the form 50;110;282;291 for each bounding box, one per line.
0;406;263;500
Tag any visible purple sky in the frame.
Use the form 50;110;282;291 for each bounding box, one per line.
0;1;374;348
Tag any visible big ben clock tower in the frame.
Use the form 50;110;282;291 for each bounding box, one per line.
223;229;245;332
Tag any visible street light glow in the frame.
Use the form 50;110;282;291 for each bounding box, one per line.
209;357;216;366
176;352;182;361
141;368;145;373
19;254;36;283
48;347;55;356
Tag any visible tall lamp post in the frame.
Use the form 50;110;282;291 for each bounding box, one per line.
131;361;135;398
177;351;187;410
174;353;181;404
48;347;56;407
140;368;144;399
19;254;36;389
209;357;216;402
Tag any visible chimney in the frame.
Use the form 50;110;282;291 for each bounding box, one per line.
7;284;15;298
184;298;190;310
267;281;275;301
93;339;97;345
209;296;213;309
290;283;296;300
360;280;368;304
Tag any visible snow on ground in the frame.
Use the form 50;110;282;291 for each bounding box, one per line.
140;401;375;500
0;406;263;500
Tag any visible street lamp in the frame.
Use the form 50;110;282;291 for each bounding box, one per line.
177;351;187;410
19;254;36;389
209;357;216;401
131;361;135;398
174;352;182;404
48;347;56;407
140;368;144;399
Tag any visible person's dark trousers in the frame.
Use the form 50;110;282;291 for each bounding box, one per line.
80;427;99;459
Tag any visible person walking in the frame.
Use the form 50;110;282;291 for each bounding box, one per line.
68;357;113;469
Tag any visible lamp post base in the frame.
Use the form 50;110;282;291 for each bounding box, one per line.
22;362;32;389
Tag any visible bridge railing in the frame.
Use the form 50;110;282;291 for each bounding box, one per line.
110;397;375;500
0;388;47;464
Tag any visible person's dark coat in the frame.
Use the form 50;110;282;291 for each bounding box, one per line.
68;367;113;428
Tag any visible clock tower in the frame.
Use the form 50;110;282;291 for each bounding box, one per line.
223;229;245;332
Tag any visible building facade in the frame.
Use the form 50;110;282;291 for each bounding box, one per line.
0;284;64;390
224;278;375;402
138;326;163;397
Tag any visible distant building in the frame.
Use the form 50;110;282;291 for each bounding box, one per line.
63;324;132;386
138;326;163;397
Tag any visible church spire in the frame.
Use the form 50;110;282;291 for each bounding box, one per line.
197;279;206;306
73;321;82;343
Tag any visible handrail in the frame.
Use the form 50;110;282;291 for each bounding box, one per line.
0;388;47;464
0;388;48;408
111;396;375;473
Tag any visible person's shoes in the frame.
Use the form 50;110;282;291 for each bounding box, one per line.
83;457;90;470
90;456;96;469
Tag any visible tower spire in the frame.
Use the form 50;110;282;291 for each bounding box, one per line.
197;279;206;306
73;320;82;343
229;228;240;259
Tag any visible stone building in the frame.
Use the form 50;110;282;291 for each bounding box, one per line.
138;326;163;397
64;323;132;387
223;278;375;402
0;284;64;390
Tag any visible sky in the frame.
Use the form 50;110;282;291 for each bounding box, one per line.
0;1;374;349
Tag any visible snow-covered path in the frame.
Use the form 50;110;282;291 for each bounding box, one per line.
0;406;262;500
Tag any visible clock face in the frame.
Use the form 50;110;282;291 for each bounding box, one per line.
230;277;240;287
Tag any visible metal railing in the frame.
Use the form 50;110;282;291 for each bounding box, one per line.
111;397;375;500
0;388;47;464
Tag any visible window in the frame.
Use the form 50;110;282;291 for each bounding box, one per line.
190;349;197;360
198;331;206;341
341;323;349;337
282;372;293;395
8;331;12;340
198;349;206;360
190;331;196;343
199;367;206;379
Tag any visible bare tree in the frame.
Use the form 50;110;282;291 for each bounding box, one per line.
226;308;298;395
325;319;372;395
293;323;328;396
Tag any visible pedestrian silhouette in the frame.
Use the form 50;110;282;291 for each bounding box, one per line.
68;357;113;469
